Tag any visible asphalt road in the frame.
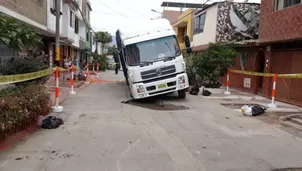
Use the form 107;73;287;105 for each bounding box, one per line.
1;71;302;171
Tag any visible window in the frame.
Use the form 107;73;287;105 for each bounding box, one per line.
194;12;206;34
75;17;79;34
274;0;301;10
86;31;90;41
70;10;74;28
125;36;181;66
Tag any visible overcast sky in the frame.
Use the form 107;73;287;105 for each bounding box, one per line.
90;0;260;35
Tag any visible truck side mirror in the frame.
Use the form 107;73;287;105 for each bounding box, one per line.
184;35;192;54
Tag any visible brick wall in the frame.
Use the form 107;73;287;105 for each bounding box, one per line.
259;0;302;43
0;0;47;26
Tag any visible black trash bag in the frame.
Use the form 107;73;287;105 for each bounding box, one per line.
41;116;64;129
202;89;212;96
251;106;266;116
189;85;200;95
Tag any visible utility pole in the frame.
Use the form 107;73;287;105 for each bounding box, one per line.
55;0;61;67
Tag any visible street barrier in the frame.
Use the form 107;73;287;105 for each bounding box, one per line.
224;69;231;95
52;67;64;113
268;74;277;108
84;64;90;84
96;63;100;78
69;64;76;95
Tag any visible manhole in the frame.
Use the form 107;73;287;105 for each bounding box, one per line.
220;103;266;109
271;168;302;171
121;99;189;111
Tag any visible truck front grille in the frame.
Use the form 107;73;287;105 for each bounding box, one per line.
141;65;176;80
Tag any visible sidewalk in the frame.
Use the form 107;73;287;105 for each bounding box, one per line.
199;87;302;133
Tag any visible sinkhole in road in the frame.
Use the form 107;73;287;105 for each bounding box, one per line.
121;99;190;111
220;103;266;109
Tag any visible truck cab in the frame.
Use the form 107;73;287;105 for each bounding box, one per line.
116;19;190;99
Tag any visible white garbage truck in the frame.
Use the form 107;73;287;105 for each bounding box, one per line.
115;18;191;99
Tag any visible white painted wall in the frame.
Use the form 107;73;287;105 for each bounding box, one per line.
47;0;63;33
61;4;75;42
192;4;218;47
72;34;80;48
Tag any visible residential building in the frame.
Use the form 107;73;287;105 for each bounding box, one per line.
172;9;193;50
46;0;92;67
0;0;48;64
191;2;260;52
0;0;93;68
221;0;302;106
163;10;181;24
257;0;302;106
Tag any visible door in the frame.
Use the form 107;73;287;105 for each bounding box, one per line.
256;50;265;94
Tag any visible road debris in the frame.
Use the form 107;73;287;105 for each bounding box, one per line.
41;116;64;129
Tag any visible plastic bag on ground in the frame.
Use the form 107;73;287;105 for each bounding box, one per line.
251;106;266;116
241;105;253;116
241;105;266;116
41;116;64;129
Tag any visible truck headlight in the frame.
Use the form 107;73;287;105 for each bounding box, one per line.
178;76;185;84
136;85;145;93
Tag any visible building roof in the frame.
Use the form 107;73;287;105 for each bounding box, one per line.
161;1;207;8
163;10;181;24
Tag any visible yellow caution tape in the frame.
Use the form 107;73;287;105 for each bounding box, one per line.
0;66;81;85
230;69;275;77
278;74;302;78
0;68;53;85
230;69;302;78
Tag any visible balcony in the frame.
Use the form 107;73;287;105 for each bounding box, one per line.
63;0;79;11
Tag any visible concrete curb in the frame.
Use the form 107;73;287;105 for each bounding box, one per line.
280;121;302;131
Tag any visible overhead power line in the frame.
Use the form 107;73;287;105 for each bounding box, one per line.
115;0;152;19
92;10;144;20
96;0;148;21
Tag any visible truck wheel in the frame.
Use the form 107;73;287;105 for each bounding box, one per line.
178;89;186;99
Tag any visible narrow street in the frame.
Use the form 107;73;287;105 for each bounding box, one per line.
0;71;301;171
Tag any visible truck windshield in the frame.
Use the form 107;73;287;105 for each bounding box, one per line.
125;35;181;66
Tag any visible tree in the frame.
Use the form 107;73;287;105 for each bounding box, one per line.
107;45;118;55
95;31;112;54
0;14;42;50
192;42;238;88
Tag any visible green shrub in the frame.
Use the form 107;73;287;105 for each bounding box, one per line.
192;42;238;88
0;84;51;140
0;55;49;86
89;53;107;71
